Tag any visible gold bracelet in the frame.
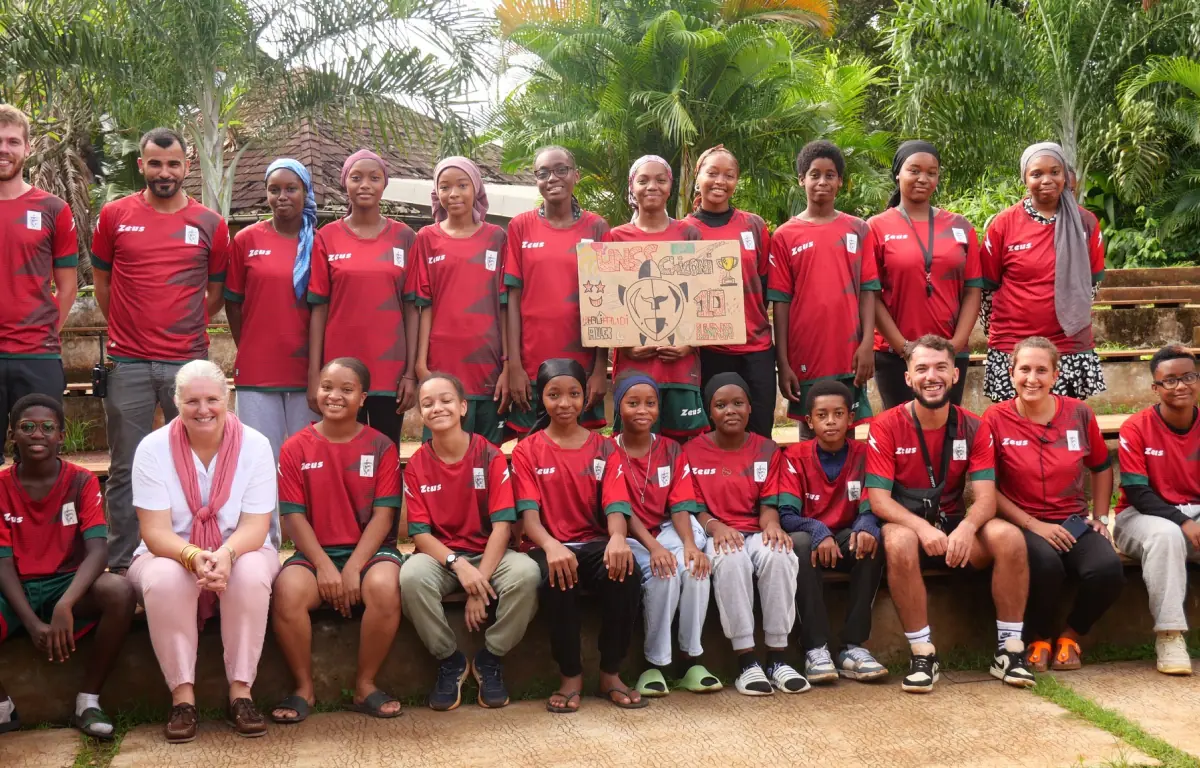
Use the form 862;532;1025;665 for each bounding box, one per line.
185;548;202;572
178;545;199;569
221;545;238;564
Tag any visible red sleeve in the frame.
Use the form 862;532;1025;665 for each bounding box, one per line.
78;473;106;532
868;218;887;286
503;217;525;289
1118;419;1147;485
602;453;632;515
1087;211;1106;282
968;417;995;480
53;204;78;266
488;452;516;522
374;443;401;503
665;450;699;513
209;218;231;280
982;213;1005;289
964;224;982;284
307;231;330;303
91;204;115;269
755;217;771;282
412;230;433;306
859;221;879;288
511;441;541;512
1084;408;1110;470
224;229;248;301
277;438;306;511
778;449;805;512
766;229;792;301
866;417;897;488
0;512;10;552
760;446;785;506
403;456;430;528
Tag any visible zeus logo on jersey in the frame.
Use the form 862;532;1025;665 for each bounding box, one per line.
300;461;324;471
895;447;918;455
522;241;545;249
328;253;352;261
804;492;821;502
1145;447;1165;457
420;484;442;494
117;224;146;233
3;513;23;524
536;467;556;475
694;468;717;476
790;242;814;256
428;254;446;265
1001;438;1030;447
680;407;703;417
1007;243;1032;252
247;249;271;258
884;234;908;242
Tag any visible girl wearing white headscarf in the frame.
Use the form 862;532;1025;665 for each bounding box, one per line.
981;142;1107;401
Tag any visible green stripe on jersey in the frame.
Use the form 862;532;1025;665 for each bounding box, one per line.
280;502;307;516
1121;472;1149;487
490;507;518;524
866;473;893;490
604;501;632;517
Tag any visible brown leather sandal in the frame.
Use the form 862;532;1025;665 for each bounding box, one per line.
1052;637;1082;671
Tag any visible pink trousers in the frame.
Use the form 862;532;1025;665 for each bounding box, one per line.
129;545;281;692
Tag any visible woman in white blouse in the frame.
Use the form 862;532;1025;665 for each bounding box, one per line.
126;360;279;744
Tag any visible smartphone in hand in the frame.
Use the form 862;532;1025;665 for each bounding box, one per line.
1061;514;1092;539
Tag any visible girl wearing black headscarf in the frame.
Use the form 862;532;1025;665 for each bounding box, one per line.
511;359;645;712
868;141;983;409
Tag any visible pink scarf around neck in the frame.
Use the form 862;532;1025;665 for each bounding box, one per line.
169;412;244;629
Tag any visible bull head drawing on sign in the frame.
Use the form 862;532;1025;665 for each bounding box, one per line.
617;259;689;345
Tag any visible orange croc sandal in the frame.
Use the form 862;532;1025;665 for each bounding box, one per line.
1026;640;1052;673
1052;637;1082;671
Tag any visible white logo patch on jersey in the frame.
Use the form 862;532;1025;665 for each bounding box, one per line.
593;459;606;481
657;466;671;488
60;502;77;526
26;211;41;230
485;250;499;271
359;455;375;478
952;227;967;244
393;248;405;267
473;467;486;489
753;461;768;483
847;481;862;501
846;233;858;253
740;231;755;250
1066;430;1081;452
952;440;968;461
184;225;200;245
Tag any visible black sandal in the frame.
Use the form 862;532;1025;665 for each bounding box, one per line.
352;689;402;719
546;690;581;714
598;684;648;709
270;695;312;724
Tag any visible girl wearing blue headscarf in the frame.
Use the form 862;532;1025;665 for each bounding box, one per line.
226;158;320;546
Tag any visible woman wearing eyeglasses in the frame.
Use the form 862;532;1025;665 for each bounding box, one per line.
504;147;611;439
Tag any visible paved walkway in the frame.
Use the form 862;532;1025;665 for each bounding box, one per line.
9;662;1199;767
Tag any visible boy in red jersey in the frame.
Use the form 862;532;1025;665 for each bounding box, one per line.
513;359;643;712
92;128;230;570
505;146;610;437
400;373;540;711
769;141;879;438
685;373;805;697
1112;345;1200;675
0;395;135;739
271;358;404;723
779;379;886;684
866;335;1034;693
984;337;1121;672
413;157;509;445
0;105;77;465
605;155;708;440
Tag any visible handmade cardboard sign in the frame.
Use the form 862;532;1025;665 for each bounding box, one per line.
576;239;746;348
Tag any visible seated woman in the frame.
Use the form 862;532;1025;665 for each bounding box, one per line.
613;372;720;697
683;373;805;696
400;373;540;711
0;394;135;740
984;336;1123;671
513;358;644;712
128;360;280;744
271;358;404;723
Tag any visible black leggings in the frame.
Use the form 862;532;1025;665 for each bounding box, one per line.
699;347;776;438
358;395;401;445
1023;527;1125;640
530;540;642;677
873;351;968;411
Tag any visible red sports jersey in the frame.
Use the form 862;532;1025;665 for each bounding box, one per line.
0;187;77;358
309;218;417;396
413;222;507;398
92;194;230;362
1116;406;1200;513
403;434;516;553
0;462;105;579
612;435;699;535
768;213;880;384
503;209;610;379
865;403;995;518
982;202;1106;354
867;207;982;354
511;430;631;543
604;220;703;388
684;209;772;355
781;439;870;532
277;424;402;548
683;432;783;534
224;221;311;390
984;397;1110;521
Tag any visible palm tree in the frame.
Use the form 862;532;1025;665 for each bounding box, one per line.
495;0;891;223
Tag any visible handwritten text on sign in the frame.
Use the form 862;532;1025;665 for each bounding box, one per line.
576;240;746;348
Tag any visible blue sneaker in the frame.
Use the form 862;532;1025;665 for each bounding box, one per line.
472;650;510;708
428;652;469;711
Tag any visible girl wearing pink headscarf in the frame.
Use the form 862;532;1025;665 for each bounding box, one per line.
412;156;510;445
308;150;418;445
602;155;707;440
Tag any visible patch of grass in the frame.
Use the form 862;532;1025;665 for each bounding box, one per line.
62;418;96;453
1034;675;1200;768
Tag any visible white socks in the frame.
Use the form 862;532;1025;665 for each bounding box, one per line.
76;693;112;736
0;697;14;724
997;620;1024;650
905;626;932;648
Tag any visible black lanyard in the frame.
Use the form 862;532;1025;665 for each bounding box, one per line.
897;206;936;297
908;402;958;489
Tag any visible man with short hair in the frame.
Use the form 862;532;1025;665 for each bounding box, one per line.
0;105;78;461
1112;344;1200;675
92;128;229;570
866;334;1034;693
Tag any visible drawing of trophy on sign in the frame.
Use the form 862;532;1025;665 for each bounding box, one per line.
718;255;739;286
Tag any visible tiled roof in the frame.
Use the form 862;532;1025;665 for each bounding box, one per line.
184;109;529;216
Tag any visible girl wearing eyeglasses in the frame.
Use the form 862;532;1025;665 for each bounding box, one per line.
504;146;611;439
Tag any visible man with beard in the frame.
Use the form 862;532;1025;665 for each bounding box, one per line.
0;106;78;464
91;128;230;571
866;334;1034;693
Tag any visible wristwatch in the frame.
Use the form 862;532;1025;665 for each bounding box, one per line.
1097;515;1111;527
445;553;459;568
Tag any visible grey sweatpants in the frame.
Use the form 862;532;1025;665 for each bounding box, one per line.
1113;505;1200;631
103;360;185;570
235;390;318;548
707;532;799;651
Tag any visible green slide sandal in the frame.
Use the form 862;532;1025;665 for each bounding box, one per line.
636;668;670;698
679;664;723;693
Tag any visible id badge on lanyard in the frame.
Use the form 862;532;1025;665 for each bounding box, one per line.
898;207;936;298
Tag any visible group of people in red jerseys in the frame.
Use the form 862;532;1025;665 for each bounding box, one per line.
1;98;1199;744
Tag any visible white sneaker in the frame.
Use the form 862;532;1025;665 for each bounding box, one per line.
734;663;774;696
1156;631;1193;676
804;646;838;684
765;661;811;694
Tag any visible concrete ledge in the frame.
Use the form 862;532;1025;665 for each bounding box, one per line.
3;567;1195;725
